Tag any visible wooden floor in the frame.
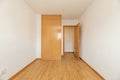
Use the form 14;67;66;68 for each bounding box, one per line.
10;53;104;80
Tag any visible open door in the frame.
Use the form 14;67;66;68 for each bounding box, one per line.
74;23;81;59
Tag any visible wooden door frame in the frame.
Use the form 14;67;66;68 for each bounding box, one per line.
63;23;81;58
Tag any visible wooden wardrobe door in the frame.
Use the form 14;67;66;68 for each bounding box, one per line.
42;15;61;60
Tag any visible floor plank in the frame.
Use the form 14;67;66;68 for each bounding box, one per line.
10;52;104;80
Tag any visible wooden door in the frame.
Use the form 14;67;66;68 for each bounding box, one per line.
42;15;61;60
74;23;81;59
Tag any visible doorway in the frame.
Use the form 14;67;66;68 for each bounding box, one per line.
63;24;81;59
63;26;75;53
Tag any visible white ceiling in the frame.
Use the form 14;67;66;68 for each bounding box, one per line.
25;0;93;19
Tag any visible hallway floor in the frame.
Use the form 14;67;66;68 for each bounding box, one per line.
10;53;104;80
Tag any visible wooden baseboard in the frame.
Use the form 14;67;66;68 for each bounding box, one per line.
9;58;40;80
79;57;105;80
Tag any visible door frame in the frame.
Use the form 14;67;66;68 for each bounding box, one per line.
63;23;81;58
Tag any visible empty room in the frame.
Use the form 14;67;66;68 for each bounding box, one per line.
0;0;120;80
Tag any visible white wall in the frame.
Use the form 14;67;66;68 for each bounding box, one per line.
64;27;74;52
79;0;120;80
0;0;36;79
36;15;41;58
62;19;78;26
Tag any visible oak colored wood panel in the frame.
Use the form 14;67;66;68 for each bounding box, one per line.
10;53;104;80
74;23;81;59
42;15;61;60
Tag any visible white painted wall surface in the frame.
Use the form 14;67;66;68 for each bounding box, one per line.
64;27;74;52
79;0;120;80
36;15;41;58
62;19;78;26
0;0;36;79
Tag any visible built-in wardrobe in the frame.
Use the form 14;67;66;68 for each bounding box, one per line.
41;15;62;60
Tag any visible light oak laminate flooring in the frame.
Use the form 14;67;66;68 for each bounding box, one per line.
10;53;104;80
